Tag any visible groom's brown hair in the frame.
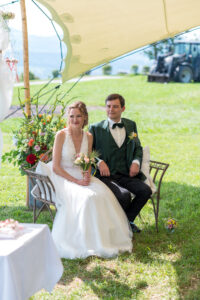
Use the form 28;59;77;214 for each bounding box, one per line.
105;94;125;108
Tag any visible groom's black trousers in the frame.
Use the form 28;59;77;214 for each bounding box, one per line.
98;174;152;222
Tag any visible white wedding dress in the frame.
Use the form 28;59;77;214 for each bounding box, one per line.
51;130;133;259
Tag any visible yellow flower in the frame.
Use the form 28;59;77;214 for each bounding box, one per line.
129;132;137;139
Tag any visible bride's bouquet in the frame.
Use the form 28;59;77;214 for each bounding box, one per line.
74;151;98;172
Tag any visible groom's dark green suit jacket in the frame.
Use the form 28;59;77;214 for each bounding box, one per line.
89;118;146;181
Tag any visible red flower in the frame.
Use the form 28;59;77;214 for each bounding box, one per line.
41;144;47;151
26;154;37;165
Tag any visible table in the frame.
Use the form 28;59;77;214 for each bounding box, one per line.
0;223;63;300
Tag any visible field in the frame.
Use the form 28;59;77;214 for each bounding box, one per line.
0;76;200;299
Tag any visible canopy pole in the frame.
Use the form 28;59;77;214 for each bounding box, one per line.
20;0;31;207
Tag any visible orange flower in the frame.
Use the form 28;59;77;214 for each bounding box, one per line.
28;138;34;147
38;114;42;118
39;153;48;161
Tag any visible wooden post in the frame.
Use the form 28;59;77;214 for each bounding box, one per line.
20;0;31;206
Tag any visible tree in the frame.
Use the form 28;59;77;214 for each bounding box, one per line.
19;71;39;81
131;64;139;75
142;65;150;75
144;38;175;60
117;71;128;76
52;70;60;78
102;64;112;75
85;70;91;75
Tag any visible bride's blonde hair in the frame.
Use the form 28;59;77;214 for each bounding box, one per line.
68;101;88;128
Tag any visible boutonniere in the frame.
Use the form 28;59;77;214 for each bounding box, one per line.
127;132;137;144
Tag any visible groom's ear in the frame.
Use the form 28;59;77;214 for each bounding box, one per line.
122;106;125;112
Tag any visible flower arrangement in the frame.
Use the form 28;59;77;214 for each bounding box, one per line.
2;96;68;174
1;11;15;20
0;219;23;238
165;218;177;233
74;151;98;172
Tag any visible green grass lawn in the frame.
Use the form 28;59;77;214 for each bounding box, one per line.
1;75;200;299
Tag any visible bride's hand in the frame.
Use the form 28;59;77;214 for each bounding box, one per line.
77;178;90;186
83;170;91;184
76;171;90;186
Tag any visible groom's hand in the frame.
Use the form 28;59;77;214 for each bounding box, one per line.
99;161;110;177
129;163;139;177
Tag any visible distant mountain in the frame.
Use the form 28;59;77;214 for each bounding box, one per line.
6;29;152;79
7;29;62;79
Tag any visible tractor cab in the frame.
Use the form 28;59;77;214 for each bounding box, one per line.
148;41;200;83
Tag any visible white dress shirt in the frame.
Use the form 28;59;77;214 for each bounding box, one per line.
108;118;126;148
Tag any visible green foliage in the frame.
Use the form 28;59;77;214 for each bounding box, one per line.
131;64;139;75
85;70;91;75
142;65;150;75
52;70;60;78
19;71;40;82
144;37;175;60
117;71;128;76
102;64;112;75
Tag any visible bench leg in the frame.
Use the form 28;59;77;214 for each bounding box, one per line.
151;196;159;232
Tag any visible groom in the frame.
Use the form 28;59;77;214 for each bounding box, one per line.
89;93;152;233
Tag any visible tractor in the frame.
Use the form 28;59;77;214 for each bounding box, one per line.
148;41;200;83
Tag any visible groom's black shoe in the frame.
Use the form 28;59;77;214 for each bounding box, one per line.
130;222;141;233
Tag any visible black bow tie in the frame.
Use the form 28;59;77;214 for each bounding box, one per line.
112;123;124;129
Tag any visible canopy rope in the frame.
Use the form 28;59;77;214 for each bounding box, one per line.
0;1;19;8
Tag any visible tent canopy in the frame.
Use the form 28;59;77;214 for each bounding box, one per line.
37;0;200;82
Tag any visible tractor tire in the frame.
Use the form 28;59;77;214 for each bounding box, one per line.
175;65;193;83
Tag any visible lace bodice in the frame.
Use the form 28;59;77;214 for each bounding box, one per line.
60;130;88;169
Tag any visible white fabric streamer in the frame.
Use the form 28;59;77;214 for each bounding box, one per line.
0;18;15;167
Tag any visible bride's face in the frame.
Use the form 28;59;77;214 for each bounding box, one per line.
68;108;85;129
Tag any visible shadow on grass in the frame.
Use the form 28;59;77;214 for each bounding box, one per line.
59;258;148;298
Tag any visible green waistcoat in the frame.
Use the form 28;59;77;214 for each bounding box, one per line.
108;131;129;175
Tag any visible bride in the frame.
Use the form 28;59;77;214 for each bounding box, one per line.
51;101;133;259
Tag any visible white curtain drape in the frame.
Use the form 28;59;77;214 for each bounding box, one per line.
37;0;200;82
0;17;15;167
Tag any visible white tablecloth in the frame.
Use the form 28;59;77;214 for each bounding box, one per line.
0;223;63;300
